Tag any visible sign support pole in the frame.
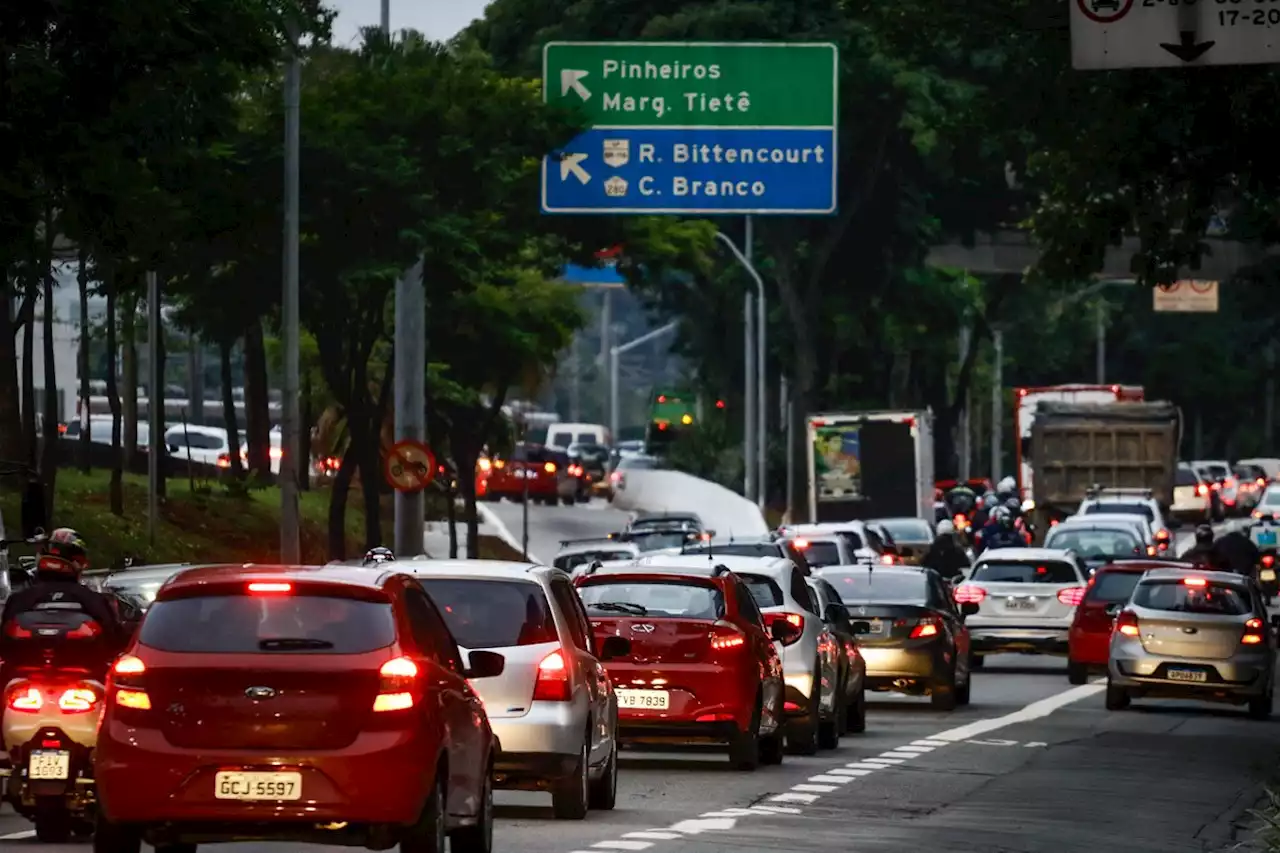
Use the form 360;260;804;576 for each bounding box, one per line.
750;216;766;510
716;230;766;504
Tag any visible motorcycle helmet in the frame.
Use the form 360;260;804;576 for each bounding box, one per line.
997;476;1017;495
1005;497;1021;513
41;527;89;577
936;519;956;536
1194;524;1214;547
363;546;395;566
993;506;1013;526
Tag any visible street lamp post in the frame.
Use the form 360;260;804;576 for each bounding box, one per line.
279;24;302;564
714;229;766;509
610;322;680;439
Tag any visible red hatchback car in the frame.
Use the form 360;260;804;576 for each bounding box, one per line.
94;565;504;853
1067;559;1187;684
574;564;794;770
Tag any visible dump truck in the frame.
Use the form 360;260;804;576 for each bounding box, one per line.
805;410;935;523
1027;400;1182;533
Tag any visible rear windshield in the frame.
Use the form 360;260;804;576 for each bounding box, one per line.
139;594;397;653
837;531;864;550
1262;489;1280;507
577;432;597;444
1175;467;1200;487
798;541;841;567
1204;465;1229;480
822;570;928;604
737;573;784;608
683;542;781;559
876;519;933;543
417;579;558;649
1132;580;1250;615
1084;502;1154;522
972;561;1080;584
552;551;635;571
1084;571;1144;604
579;581;725;619
629;530;694;552
1235;465;1264;481
1044;528;1143;558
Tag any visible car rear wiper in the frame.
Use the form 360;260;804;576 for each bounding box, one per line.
258;637;336;650
592;602;648;615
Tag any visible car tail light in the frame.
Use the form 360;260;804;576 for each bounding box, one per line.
1155;529;1169;541
710;623;747;650
1183;577;1207;587
533;649;571;702
1226;477;1238;489
478;458;491;471
1264;555;1276;568
216;453;231;469
909;616;942;639
248;582;292;594
1197;484;1209;496
610;471;622;483
373;656;419;712
1115;610;1140;637
111;655;151;710
66;620;101;639
792;538;810;549
1259;478;1267;488
544;461;557;474
59;687;98;713
1057;587;1086;607
8;686;42;712
1243;618;1265;645
1146;545;1157;556
4;622;32;639
880;554;895;565
954;585;986;604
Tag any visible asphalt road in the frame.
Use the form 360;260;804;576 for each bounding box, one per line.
484;496;634;564
0;512;1270;850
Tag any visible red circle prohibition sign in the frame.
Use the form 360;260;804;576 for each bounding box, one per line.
384;440;437;493
1077;0;1134;24
1189;280;1215;294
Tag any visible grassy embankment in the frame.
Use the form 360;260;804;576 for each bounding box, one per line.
0;469;521;568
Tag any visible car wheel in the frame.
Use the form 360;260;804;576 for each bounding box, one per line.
931;666;959;711
1067;660;1089;685
956;672;972;706
818;681;842;750
401;767;447;853
1104;678;1130;711
845;686;867;734
562;495;575;506
450;759;494;853
93;815;142;853
587;738;618;809
552;739;590;819
729;699;762;771
1249;688;1274;721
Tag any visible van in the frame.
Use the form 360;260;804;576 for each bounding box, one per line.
546;422;611;450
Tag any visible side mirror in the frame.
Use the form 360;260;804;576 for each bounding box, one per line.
705;530;716;538
597;635;631;661
1106;602;1124;617
960;601;980;617
464;649;506;680
851;620;872;635
770;619;801;643
825;603;849;624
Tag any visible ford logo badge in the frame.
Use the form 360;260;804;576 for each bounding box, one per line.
245;686;276;699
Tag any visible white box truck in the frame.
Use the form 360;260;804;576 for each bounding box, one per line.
805;409;935;523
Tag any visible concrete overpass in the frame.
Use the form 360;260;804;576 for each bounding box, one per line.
926;230;1280;279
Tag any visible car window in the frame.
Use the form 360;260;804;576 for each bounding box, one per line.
1084;571;1144;604
139;593;396;653
837;531;865;551
798;540;842;567
403;589;465;672
549;433;572;448
972;560;1080;584
877;519;934;542
576;432;596;444
579;580;725;619
552;550;635;571
1262;489;1280;507
548;579;591;649
1083;502;1154;522
1044;528;1143;558
789;567;817;613
1132;580;1250;615
821;570;928;604
736;573;785;608
628;530;695;552
417;579;558;649
1175;467;1200;487
863;528;887;552
733;579;766;627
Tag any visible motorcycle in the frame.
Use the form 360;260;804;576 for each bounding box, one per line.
1249;516;1279;605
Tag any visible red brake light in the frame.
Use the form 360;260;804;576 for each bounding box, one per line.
1243;617;1265;645
909;616;941;639
954;585;986;604
880;554;895;565
533;649;571;702
710;623;747;650
792;538;810;549
373;656;419;712
1183;577;1207;587
1057;587;1086;607
766;613;805;646
1155;529;1169;541
4;622;32;639
113;655;146;675
1115;610;1140;637
58;687;98;713
216;453;231;469
1259;478;1268;488
1197;484;1208;496
8;686;42;712
1264;555;1276;568
1146;546;1157;556
248;582;292;594
67;620;101;639
544;461;556;474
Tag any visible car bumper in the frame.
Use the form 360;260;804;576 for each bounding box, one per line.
1109;644;1272;700
859;645;942;680
97;724;433;826
1068;628;1111;666
489;700;589;761
607;664;760;737
970;627;1069;656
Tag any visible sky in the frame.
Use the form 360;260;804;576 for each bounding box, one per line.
326;0;491;46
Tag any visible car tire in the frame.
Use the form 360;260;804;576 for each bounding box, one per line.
845;686;867;734
562;495;575;506
1104;678;1130;711
587;739;618;809
1067;660;1089;685
552;740;590;820
450;759;494;853
729;700;762;771
818;681;842;750
955;672;972;706
401;767;447;853
931;667;958;711
93;815;142;853
1249;688;1274;721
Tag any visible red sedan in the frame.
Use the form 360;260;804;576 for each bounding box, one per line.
94;565;503;853
1067;559;1188;684
477;443;573;505
575;565;795;770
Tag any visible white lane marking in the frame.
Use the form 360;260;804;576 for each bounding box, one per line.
829;768;876;776
895;745;935;753
475;503;539;563
592;842;653;850
669;817;737;834
879;751;918;758
931;683;1104;743
770;792;820;803
750;805;803;814
792;783;837;793
0;831;36;840
809;774;854;783
845;762;887;769
912;739;948;746
862;757;906;765
623;832;683;840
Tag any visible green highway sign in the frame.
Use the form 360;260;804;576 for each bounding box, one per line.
543;42;838;128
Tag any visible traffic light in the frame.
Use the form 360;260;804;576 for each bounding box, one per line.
681;414;693;425
715;399;726;409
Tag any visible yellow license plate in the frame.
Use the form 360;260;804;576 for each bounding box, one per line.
1262;569;1276;582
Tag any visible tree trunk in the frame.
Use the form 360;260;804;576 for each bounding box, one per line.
219;338;244;479
446;486;458;558
76;245;91;474
105;270;123;516
153;301;166;500
242;319;271;477
451;419;483;558
121;290;139;470
0;265;26;465
21;293;35;468
327;439;357;561
40;247;58;523
353;363;393;551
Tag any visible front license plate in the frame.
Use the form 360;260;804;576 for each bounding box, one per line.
28;750;70;780
1167;668;1208;683
616;689;670;710
1005;598;1037;611
1262;569;1277;583
214;771;303;801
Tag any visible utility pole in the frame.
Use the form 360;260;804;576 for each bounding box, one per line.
991;328;1004;483
147;271;161;547
1095;301;1106;384
748;218;765;508
715;229;766;508
279;24;302;564
744;293;755;499
600;290;612;426
782;375;794;523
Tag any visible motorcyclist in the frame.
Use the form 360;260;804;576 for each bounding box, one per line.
0;528;123;684
1182;524;1233;572
976;506;1023;555
1212;528;1260;576
921;519;971;582
996;476;1018;503
363;546;395;566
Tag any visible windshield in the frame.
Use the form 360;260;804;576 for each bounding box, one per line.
972;561;1080;584
419;579;558;649
1132;580;1249;615
1084;571;1144;604
821;570;927;604
1044;528;1143;559
682;542;782;559
876;519;933;543
796;541;841;567
628;530;694;552
1261;489;1280;507
579;581;724;618
552;550;635;571
1083;502;1154;522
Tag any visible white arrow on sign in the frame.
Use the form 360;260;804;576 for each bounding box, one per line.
559;153;591;185
560;69;591;101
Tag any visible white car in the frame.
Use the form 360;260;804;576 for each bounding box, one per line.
1173;463;1215;523
776;522;889;565
1076;489;1172;553
954;547;1089;668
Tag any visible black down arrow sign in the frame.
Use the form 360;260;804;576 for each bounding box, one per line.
1160;30;1215;62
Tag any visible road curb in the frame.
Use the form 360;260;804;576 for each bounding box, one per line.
1201;779;1273;851
477;502;539;563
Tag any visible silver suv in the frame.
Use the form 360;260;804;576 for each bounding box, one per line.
621;553;840;754
400;559;628;819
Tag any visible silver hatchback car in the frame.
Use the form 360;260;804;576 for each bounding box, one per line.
401;559;628;819
1107;568;1277;718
